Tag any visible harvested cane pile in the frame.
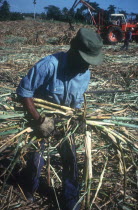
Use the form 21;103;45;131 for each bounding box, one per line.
0;20;86;46
0;93;138;209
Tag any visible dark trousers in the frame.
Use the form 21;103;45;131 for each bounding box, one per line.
120;39;129;50
21;138;80;210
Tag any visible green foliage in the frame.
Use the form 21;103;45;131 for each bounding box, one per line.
119;10;128;16
40;12;47;20
0;0;10;20
75;8;85;23
0;0;24;21
107;5;116;15
44;5;62;20
22;12;34;18
10;12;24;20
61;7;69;22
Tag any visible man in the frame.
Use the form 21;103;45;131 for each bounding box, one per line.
120;28;133;50
16;28;103;209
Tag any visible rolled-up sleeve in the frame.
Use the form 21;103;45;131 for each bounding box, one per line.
16;84;34;97
16;57;52;97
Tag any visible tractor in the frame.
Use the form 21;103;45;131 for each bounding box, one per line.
100;13;138;44
70;0;138;44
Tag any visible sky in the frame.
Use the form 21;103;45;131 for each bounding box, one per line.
7;0;138;14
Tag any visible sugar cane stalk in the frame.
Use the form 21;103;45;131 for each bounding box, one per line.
83;131;92;209
90;156;108;209
33;98;74;112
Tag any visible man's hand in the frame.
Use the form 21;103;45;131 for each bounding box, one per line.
36;117;55;137
19;97;55;137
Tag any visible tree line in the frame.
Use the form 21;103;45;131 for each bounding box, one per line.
0;0;138;23
0;0;24;20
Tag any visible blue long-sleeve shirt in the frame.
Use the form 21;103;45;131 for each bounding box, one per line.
16;52;90;109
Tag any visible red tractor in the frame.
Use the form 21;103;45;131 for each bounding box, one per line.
100;13;138;44
70;0;138;44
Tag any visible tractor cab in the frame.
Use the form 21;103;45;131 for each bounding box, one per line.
109;14;126;26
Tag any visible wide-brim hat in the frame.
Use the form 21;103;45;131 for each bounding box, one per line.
70;28;103;65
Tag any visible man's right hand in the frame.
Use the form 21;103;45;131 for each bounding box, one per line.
19;97;55;137
36;117;55;137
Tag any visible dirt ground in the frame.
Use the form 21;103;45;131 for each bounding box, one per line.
0;20;138;209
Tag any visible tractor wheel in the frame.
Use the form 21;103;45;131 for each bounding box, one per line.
105;27;123;44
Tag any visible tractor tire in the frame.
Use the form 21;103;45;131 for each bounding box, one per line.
104;26;123;44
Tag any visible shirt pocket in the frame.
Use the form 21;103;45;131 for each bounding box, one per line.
45;83;64;103
46;83;64;94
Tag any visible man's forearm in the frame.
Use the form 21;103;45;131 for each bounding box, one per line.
20;97;55;137
21;97;41;122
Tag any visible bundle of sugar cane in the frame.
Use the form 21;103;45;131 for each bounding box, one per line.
0;96;137;164
33;98;75;116
0;95;138;146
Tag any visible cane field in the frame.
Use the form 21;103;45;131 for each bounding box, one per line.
0;20;138;210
